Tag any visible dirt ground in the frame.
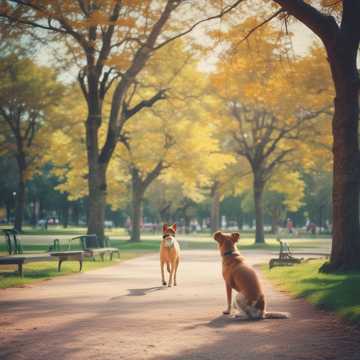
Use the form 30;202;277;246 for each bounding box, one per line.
0;250;359;360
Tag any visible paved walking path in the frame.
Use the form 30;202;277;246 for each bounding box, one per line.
0;250;359;360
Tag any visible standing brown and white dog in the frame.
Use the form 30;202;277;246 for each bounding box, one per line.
214;231;289;320
160;224;180;287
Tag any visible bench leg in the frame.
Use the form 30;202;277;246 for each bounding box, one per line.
18;263;23;277
79;259;83;272
110;252;113;261
58;259;63;272
100;253;104;262
269;260;273;270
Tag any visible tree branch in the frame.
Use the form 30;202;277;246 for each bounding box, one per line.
153;0;245;50
96;1;122;72
273;0;339;45
236;9;285;45
0;12;66;33
124;89;167;120
143;160;166;189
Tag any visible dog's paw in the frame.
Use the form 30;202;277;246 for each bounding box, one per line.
162;281;167;286
234;313;247;320
168;284;172;288
223;310;231;315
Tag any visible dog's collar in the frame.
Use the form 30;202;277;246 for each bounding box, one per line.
163;233;175;239
223;250;239;257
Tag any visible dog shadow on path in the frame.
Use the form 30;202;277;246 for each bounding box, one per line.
183;315;253;331
126;286;167;296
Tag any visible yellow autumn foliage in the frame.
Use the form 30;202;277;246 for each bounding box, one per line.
209;17;333;210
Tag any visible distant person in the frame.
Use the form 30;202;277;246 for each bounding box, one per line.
309;222;316;235
125;217;132;234
287;218;293;234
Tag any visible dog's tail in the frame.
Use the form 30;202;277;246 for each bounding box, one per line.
264;311;290;319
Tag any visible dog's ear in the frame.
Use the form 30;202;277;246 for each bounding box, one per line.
172;224;177;232
213;231;223;243
231;232;240;243
163;224;168;233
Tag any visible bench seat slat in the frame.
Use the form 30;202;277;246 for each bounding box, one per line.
0;254;53;264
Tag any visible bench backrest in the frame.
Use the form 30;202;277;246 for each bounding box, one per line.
2;229;23;255
48;238;61;252
71;234;105;250
279;240;291;255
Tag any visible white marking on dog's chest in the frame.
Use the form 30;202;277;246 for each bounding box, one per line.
163;237;175;248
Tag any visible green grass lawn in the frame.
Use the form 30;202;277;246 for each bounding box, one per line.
262;259;360;324
0;251;146;289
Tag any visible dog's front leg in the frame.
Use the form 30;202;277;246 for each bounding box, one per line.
160;261;166;286
168;262;174;287
223;283;232;315
173;258;179;286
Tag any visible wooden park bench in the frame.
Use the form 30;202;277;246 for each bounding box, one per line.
269;238;330;269
50;251;84;272
69;234;120;261
0;252;83;277
0;229;84;276
269;239;303;269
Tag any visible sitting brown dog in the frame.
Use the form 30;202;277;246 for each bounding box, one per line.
160;224;180;287
214;231;289;320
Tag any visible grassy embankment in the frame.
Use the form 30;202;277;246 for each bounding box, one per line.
262;259;360;324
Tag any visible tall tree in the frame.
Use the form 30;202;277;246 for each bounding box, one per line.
0;0;241;242
244;0;360;270
47;40;233;241
240;169;305;233
211;21;332;243
0;56;64;231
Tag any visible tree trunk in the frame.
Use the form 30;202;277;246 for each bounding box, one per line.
62;202;69;228
87;164;107;247
325;89;360;270
85;87;107;245
14;174;25;232
254;177;265;244
6;200;11;223
210;183;220;233
271;207;280;234
236;213;243;230
160;204;171;224
321;17;360;271
130;187;144;242
30;201;37;227
14;154;26;232
72;203;80;226
184;215;191;234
